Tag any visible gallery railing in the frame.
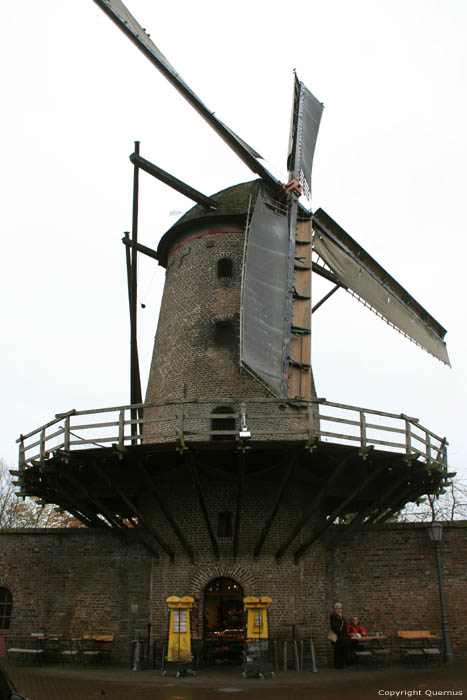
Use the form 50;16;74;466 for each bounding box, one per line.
16;397;448;471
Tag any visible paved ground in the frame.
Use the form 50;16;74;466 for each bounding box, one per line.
2;661;467;700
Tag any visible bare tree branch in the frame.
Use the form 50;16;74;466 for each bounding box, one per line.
393;478;467;522
0;458;83;529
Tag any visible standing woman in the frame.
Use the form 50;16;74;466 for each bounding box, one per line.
330;602;348;669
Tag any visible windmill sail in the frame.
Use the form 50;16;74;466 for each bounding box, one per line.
313;209;450;365
283;76;323;397
241;76;323;397
92;0;279;190
241;190;290;396
287;74;323;199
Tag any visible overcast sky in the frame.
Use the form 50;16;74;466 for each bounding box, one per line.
1;1;466;483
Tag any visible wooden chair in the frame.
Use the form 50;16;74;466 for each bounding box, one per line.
397;631;431;666
80;635;114;665
372;638;393;668
6;636;45;665
44;634;63;663
354;648;374;667
59;638;81;664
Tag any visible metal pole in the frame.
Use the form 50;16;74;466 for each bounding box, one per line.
130;141;143;440
433;541;454;663
310;633;317;672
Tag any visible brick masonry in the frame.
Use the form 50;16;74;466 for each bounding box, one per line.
0;529;151;662
2;522;466;664
142;218;316;443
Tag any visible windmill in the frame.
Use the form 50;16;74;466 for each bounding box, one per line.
14;0;452;566
93;0;449;409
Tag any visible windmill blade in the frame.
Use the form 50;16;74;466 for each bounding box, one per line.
312;209;450;365
92;0;280;191
287;73;323;200
240;188;290;396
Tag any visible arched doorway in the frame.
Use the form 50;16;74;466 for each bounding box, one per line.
204;577;244;665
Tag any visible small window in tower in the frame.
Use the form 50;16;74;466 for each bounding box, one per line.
217;258;233;280
211;406;235;441
214;320;235;347
217;511;233;538
0;587;13;630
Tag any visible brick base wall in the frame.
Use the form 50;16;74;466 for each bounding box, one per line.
325;522;467;660
0;529;151;663
1;522;466;665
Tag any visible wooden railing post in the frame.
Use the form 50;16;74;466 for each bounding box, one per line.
177;406;184;441
405;419;412;455
359;410;367;448
40;429;46;461
119;409;125;446
426;431;431;463
18;435;26;469
307;402;314;440
64;416;71;451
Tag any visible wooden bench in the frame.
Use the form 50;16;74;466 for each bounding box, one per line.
397;631;441;665
7;637;45;665
81;635;115;664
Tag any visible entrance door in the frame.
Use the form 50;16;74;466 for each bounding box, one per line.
204;578;244;665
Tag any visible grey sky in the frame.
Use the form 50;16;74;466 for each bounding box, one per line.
1;0;466;481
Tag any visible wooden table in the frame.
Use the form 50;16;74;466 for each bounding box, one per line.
351;635;391;667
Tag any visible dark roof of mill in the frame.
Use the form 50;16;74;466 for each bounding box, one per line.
156;179;262;267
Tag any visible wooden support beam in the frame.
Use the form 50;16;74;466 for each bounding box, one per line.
312;284;340;314
190;455;219;559
232;451;245;559
363;471;410;525
62;502;109;529
336;505;375;538
275;453;352;559
137;461;194;561
293;464;384;562
254;454;297;557
129;152;217;209
373;485;422;525
92;464;173;559
122;234;159;262
60;471;128;537
61;507;98;528
45;475;110;530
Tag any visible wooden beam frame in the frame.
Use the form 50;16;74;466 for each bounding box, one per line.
254;453;297;557
92;463;175;559
190;455;219;559
293;463;385;562
362;471;411;525
60;471;129;537
137;460;194;561
275;452;353;559
232;451;245;559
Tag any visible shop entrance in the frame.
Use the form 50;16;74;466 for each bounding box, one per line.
204;577;244;665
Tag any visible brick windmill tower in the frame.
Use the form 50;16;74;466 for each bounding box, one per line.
16;0;451;662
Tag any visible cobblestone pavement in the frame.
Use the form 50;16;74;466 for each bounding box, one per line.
3;662;467;700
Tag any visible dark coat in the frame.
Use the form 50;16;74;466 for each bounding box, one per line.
330;612;347;641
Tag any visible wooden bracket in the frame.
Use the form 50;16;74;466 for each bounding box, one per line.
359;445;374;461
177;437;188;454
306;435;319;452
282;178;302;196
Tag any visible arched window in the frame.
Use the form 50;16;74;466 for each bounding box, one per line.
0;588;12;630
217;258;233;280
211;406;235;441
